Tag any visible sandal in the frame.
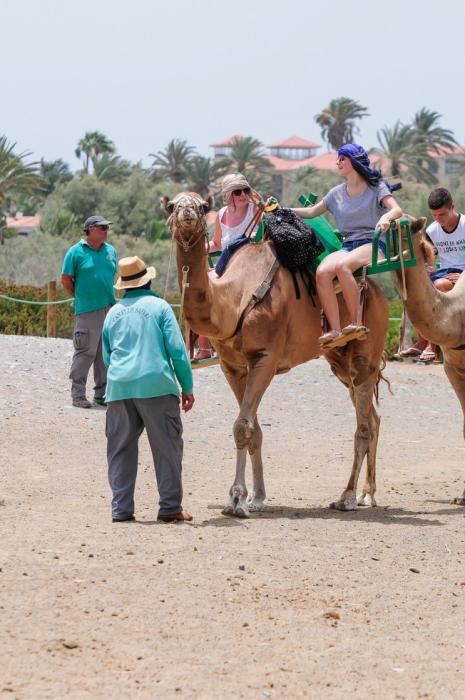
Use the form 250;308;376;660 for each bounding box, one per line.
341;323;365;335
319;330;343;345
418;350;436;363
399;346;422;358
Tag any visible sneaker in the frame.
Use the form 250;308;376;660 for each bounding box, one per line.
72;397;92;409
112;515;136;523
93;397;107;407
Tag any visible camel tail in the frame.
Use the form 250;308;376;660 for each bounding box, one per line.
374;352;392;405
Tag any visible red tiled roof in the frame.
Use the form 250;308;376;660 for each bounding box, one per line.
428;145;465;158
267;135;320;149
266;155;317;172
209;135;242;147
6;214;41;229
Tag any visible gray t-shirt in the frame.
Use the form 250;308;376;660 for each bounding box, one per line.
323;181;390;242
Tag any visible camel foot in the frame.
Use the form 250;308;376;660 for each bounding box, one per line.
357;493;377;507
330;493;358;511
452;496;465;506
247;497;265;512
221;503;250;518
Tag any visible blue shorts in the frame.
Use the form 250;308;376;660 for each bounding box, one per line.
430;267;463;282
342;237;387;257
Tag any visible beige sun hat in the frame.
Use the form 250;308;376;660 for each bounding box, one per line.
114;256;156;290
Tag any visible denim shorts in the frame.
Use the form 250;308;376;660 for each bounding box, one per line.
342;237;387;256
430;267;463;282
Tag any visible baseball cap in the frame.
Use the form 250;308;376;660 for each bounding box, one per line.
83;215;112;231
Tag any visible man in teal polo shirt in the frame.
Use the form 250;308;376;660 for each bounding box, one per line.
102;255;195;523
61;215;117;408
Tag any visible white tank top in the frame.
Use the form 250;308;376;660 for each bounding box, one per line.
219;203;256;248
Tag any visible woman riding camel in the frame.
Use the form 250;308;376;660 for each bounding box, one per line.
194;173;262;360
291;143;402;347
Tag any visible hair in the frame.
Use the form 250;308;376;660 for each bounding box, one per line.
337;143;383;188
428;187;453;210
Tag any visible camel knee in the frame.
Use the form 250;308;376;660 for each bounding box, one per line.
351;355;374;386
234;417;254;449
355;424;370;442
247;423;262;454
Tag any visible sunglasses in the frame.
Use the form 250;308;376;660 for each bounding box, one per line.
232;187;251;196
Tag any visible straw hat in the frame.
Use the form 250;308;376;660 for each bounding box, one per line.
114;256;156;290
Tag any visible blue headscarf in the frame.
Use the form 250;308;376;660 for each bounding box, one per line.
337;143;401;193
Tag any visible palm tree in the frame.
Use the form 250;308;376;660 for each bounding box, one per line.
0;136;42;243
376;121;437;185
75;131;116;173
412;108;458;153
40;158;73;195
150;138;196;183
315;97;369;150
219;136;271;175
184;156;224;198
93;154;133;183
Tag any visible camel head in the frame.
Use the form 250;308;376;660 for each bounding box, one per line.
166;192;210;252
405;216;435;267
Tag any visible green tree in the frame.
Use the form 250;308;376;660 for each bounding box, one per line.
412;108;458;153
93;154;133;183
315;97;369;150
219;136;271;176
150;138;196;183
0;136;43;243
184;155;224;198
376;121;436;185
40;158;73;195
75;131;116;173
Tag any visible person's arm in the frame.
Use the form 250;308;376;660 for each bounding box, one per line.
161;305;194;396
102;324;111;368
61;274;74;296
290;200;328;219
376;195;403;233
207;214;222;252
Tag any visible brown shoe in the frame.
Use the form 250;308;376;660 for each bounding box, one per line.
157;511;193;522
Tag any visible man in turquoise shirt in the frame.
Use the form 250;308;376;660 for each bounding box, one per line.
62;215;117;408
102;255;195;523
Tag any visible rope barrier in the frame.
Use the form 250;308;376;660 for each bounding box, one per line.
0;294;74;305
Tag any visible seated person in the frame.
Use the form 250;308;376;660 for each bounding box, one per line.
401;187;465;363
290;143;402;346
194;173;261;360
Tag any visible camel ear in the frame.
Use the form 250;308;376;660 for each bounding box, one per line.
410;216;427;234
161;196;174;215
201;197;211;215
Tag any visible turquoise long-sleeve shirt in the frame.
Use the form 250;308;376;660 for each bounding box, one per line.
102;289;193;402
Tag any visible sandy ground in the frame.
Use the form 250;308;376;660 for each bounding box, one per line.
1;334;465;699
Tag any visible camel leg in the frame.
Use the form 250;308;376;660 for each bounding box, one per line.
357;407;380;507
247;417;266;511
225;354;277;517
219;363;251;518
443;359;465;505
330;377;375;511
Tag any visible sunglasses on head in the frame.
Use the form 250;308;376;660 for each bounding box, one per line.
232;187;251;196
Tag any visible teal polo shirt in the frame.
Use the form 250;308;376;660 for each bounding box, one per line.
62;239;117;314
102;289;193;402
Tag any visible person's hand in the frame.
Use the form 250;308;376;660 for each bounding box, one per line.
181;393;195;412
264;196;280;212
446;272;461;283
376;214;392;234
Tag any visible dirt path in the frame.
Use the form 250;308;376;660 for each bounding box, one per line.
1;334;465;699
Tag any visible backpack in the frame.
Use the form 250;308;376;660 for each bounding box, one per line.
263;208;324;300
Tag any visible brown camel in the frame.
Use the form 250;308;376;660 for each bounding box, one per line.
168;192;389;516
397;218;465;505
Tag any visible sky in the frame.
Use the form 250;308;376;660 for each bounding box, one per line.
2;0;465;171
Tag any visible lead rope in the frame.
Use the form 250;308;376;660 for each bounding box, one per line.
397;219;407;301
179;265;189;326
163;236;175;300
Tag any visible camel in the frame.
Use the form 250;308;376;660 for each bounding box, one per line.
396;217;465;505
167;192;390;516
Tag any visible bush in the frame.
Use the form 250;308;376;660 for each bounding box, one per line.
0;281;74;337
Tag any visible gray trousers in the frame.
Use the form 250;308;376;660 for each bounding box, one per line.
106;395;184;519
69;307;111;400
